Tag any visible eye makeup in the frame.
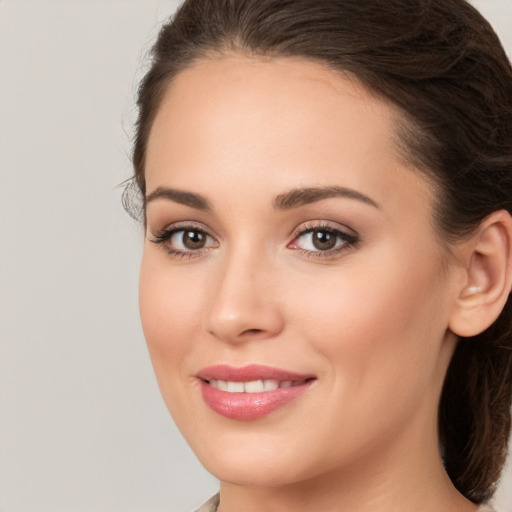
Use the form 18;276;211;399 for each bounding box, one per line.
149;219;359;261
288;221;359;259
150;221;218;259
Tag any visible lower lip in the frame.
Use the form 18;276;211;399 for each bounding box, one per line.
199;380;314;420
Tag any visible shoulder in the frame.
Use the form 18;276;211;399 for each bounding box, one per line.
195;493;220;512
192;496;498;512
478;505;498;512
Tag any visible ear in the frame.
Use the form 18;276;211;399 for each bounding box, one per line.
449;210;512;338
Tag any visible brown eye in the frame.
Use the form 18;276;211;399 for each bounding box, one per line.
311;229;337;251
288;224;359;256
150;225;218;256
182;230;206;250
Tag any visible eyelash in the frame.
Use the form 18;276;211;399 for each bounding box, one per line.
150;222;359;260
150;223;215;259
288;222;359;259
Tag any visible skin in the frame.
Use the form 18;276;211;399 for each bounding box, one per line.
139;56;480;512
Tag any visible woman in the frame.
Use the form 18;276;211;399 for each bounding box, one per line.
125;0;512;510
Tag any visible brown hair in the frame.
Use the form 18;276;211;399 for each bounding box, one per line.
128;0;512;503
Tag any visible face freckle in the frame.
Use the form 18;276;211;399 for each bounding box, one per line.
139;55;460;490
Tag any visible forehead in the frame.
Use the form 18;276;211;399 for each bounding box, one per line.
147;55;399;165
145;55;434;221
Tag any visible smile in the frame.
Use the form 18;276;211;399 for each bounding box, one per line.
196;365;316;420
207;379;309;393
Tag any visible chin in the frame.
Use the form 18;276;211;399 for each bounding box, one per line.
202;455;306;488
186;426;323;488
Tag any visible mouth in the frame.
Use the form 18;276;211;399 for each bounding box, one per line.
196;365;316;421
206;378;311;393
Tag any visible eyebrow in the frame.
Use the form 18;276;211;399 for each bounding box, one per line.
273;186;380;210
145;186;212;211
144;185;379;212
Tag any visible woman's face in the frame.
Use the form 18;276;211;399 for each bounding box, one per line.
140;56;462;487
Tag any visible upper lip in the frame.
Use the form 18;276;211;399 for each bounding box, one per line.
196;364;316;382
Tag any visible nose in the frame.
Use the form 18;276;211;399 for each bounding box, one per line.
203;248;284;344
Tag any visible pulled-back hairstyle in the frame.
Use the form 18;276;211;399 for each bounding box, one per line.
128;0;512;503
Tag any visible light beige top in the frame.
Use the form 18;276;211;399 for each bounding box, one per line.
195;494;497;512
196;494;219;512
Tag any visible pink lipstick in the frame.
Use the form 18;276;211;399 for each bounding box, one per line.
196;365;316;420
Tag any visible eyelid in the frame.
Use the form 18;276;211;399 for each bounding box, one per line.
289;220;357;239
148;219;358;260
151;218;208;230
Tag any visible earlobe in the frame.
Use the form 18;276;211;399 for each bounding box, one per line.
449;210;512;338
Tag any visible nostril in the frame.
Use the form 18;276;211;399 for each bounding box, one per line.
242;328;263;335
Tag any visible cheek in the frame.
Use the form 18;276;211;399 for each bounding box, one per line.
138;252;215;429
273;251;451;465
284;248;449;397
139;253;204;379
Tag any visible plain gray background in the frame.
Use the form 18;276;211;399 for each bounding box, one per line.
0;1;511;511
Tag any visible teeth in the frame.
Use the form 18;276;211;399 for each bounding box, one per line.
208;379;294;393
227;381;244;393
244;380;265;393
263;379;279;391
